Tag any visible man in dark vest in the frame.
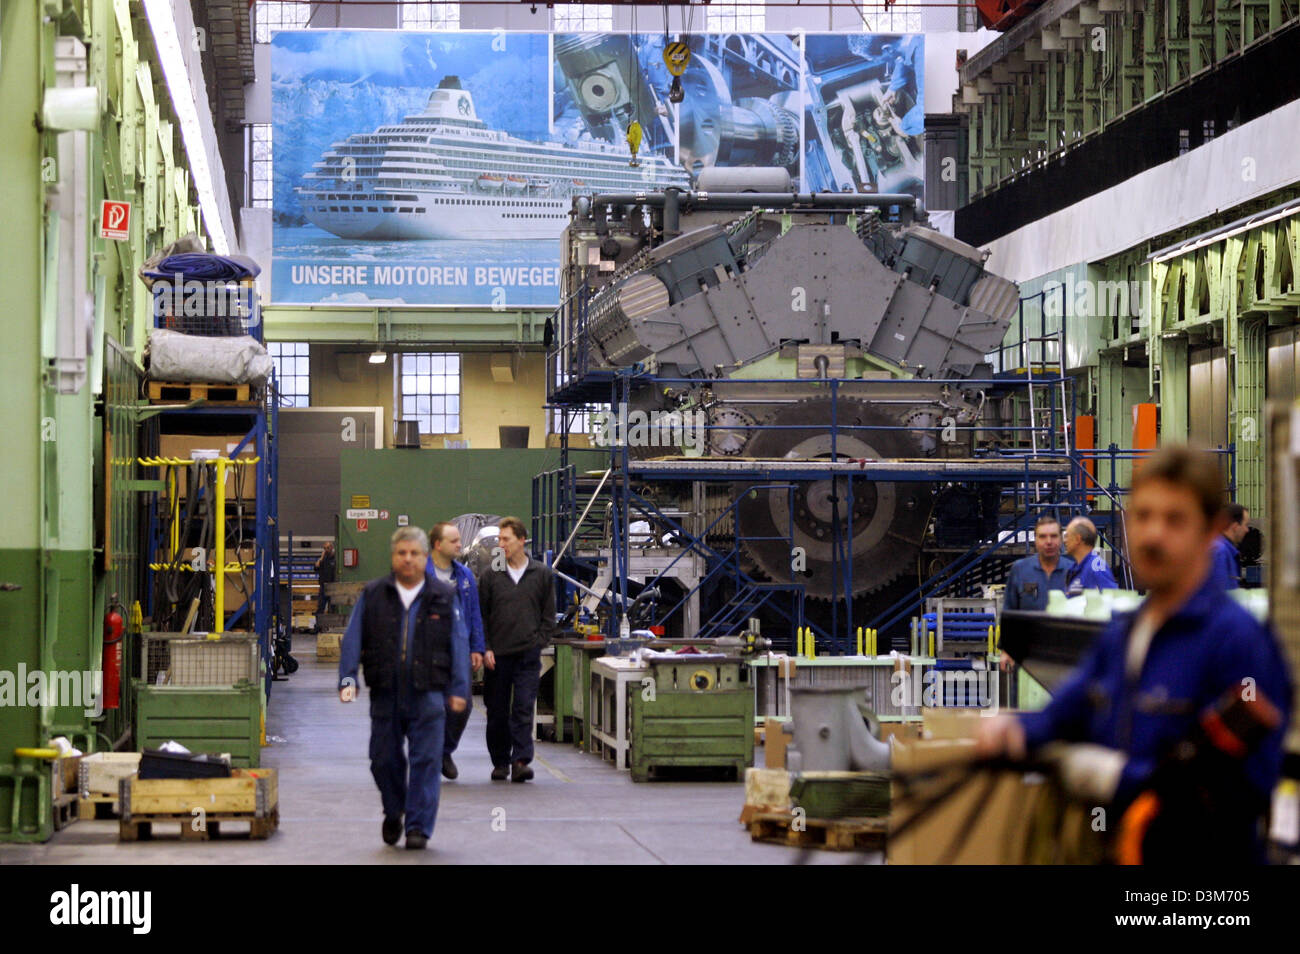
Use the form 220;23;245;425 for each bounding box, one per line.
339;526;469;849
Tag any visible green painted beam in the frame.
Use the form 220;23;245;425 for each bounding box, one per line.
262;305;551;345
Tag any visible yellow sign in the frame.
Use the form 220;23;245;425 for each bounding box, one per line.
350;494;371;509
663;41;691;77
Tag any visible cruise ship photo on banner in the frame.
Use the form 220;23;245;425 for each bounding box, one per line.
297;75;689;242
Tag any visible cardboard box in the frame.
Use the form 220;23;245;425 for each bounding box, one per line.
922;707;983;740
157;435;256;501
762;716;790;769
888;739;1043;864
878;721;924;745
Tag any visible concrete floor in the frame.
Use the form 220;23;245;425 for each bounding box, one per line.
1;648;878;864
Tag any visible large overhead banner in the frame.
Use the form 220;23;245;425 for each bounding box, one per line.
270;31;923;308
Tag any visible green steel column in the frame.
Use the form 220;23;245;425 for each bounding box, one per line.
1160;336;1190;442
1235;319;1266;519
0;0;53;842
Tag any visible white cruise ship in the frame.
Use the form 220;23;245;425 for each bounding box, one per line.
297;76;690;241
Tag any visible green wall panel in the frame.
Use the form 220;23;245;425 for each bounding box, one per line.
337;448;607;581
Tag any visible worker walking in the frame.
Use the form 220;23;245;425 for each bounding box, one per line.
1002;514;1075;611
315;541;336;619
1063;516;1118;595
478;516;557;783
339;527;470;850
1209;502;1249;590
977;446;1292;863
426;521;486;781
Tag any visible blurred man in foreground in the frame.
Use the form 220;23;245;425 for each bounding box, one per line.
978;446;1292;862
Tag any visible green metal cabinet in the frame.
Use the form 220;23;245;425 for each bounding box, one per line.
135;684;262;768
628;656;754;782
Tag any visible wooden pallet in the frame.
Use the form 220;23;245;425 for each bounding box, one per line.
119;769;277;842
120;808;279;841
147;380;253;404
748;811;887;852
53;794;79;831
78;795;120;820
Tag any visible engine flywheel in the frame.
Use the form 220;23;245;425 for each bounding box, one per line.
732;398;931;599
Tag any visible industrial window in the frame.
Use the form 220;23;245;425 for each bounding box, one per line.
400;353;462;435
401;2;460;30
269;342;310;407
861;6;924;33
553;3;614;31
252;1;311;43
705;1;765;32
246;124;272;209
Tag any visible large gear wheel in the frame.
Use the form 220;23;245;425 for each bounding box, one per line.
733;398;931;599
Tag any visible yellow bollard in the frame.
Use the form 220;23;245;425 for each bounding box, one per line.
215;458;227;633
856;626;863;655
987;625;995;656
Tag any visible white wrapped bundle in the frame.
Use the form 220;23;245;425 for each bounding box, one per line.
147;329;273;386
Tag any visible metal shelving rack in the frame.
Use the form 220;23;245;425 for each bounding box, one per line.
141;270;280;694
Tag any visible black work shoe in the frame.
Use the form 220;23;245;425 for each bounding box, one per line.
511;760;534;783
490;764;509;781
405;830;428;850
442;754;459;780
382;816;402;846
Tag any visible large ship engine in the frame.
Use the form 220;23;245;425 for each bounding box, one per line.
551;170;1020;612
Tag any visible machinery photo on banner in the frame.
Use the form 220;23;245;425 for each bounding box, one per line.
270;29;924;307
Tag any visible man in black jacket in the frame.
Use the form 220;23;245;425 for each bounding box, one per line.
339;527;470;849
478;516;557;783
315;541;336;618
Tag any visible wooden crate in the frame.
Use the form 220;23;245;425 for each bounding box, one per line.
316;631;341;661
748;811;888;852
147;381;252;404
119;768;278;841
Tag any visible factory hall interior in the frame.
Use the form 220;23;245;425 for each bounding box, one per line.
5;0;1300;888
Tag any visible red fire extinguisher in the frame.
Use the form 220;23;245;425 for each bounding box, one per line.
102;594;124;711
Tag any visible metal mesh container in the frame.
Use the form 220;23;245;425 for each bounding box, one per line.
140;632;260;687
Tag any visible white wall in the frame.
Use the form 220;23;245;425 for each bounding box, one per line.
984;99;1300;283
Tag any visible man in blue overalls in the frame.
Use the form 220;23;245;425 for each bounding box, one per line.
1064;516;1118;595
427;521;486;781
340;527;470;850
1002;514;1075;611
978;446;1292;863
1209;502;1249;590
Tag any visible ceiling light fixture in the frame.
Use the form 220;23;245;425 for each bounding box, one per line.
143;0;235;254
368;350;388;365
